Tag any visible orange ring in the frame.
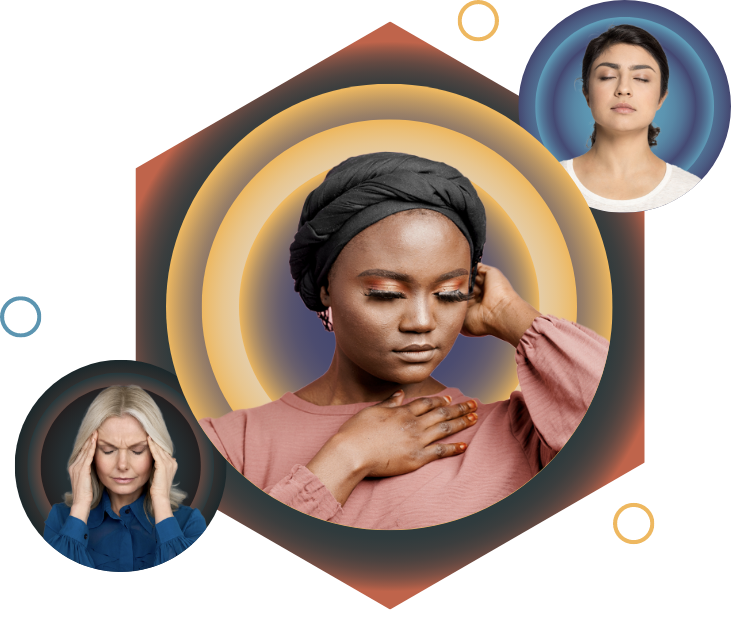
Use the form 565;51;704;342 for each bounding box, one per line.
613;503;655;545
457;0;500;41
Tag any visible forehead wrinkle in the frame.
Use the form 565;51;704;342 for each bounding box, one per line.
97;439;147;448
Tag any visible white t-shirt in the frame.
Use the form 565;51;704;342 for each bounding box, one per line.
560;159;701;212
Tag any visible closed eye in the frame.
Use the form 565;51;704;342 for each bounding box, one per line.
435;290;472;303
365;289;472;302
102;449;144;456
599;76;650;83
365;289;406;300
102;450;115;455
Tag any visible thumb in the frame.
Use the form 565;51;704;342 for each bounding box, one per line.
378;389;405;408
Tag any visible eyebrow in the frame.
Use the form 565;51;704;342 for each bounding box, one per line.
595;62;656;72
97;440;148;448
357;268;469;282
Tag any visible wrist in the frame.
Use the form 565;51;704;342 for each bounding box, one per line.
492;297;540;347
328;433;373;478
69;502;91;524
151;494;174;524
150;491;170;507
307;434;369;505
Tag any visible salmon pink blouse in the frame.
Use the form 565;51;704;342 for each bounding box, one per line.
200;316;608;529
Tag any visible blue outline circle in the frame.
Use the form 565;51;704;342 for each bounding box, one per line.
1;297;41;337
519;1;729;178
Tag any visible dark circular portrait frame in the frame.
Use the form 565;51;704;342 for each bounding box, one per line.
15;360;227;535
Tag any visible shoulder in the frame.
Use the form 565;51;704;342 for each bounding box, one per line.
199;399;292;471
668;165;702;189
199;400;284;439
173;505;206;531
201;398;292;425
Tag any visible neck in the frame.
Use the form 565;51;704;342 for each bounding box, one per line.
108;487;145;515
296;345;446;405
584;126;660;175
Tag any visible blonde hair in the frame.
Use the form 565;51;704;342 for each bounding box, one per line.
64;385;187;518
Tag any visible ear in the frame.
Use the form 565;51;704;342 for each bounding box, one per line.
319;284;331;307
657;90;668;111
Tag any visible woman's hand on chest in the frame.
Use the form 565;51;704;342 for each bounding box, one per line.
306;391;478;505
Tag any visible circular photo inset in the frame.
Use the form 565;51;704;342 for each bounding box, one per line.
16;360;226;571
519;1;729;212
560;23;703;212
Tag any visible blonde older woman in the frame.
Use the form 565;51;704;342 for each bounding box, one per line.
43;386;205;571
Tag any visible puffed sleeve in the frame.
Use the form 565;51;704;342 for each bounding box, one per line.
154;508;206;566
43;504;95;568
265;465;344;523
510;315;609;473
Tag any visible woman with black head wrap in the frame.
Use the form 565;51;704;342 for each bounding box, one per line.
200;152;608;529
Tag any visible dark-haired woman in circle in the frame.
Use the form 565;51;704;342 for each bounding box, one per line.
561;24;700;212
201;152;609;529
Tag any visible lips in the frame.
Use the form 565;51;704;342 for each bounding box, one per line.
112;477;135;484
611;102;636;113
393;344;438;363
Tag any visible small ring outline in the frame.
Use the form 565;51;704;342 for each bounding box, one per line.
458;1;499;42
1;296;41;337
613;503;654;544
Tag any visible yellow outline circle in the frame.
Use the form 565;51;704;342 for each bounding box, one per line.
613;503;654;544
458;1;499;41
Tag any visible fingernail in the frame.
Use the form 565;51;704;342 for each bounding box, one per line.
444;395;452;404
468;413;478;422
457;443;466;451
392;390;403;397
467;400;477;410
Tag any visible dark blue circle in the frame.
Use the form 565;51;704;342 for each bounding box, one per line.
519;1;729;178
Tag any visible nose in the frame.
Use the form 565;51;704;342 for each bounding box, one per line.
117;450;129;471
399;294;437;334
615;73;632;96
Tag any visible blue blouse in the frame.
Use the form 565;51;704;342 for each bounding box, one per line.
43;490;206;571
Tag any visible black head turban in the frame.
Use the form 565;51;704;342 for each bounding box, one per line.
289;152;486;312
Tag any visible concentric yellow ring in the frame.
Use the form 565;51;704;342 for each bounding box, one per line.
204;120;575;411
167;84;611;420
